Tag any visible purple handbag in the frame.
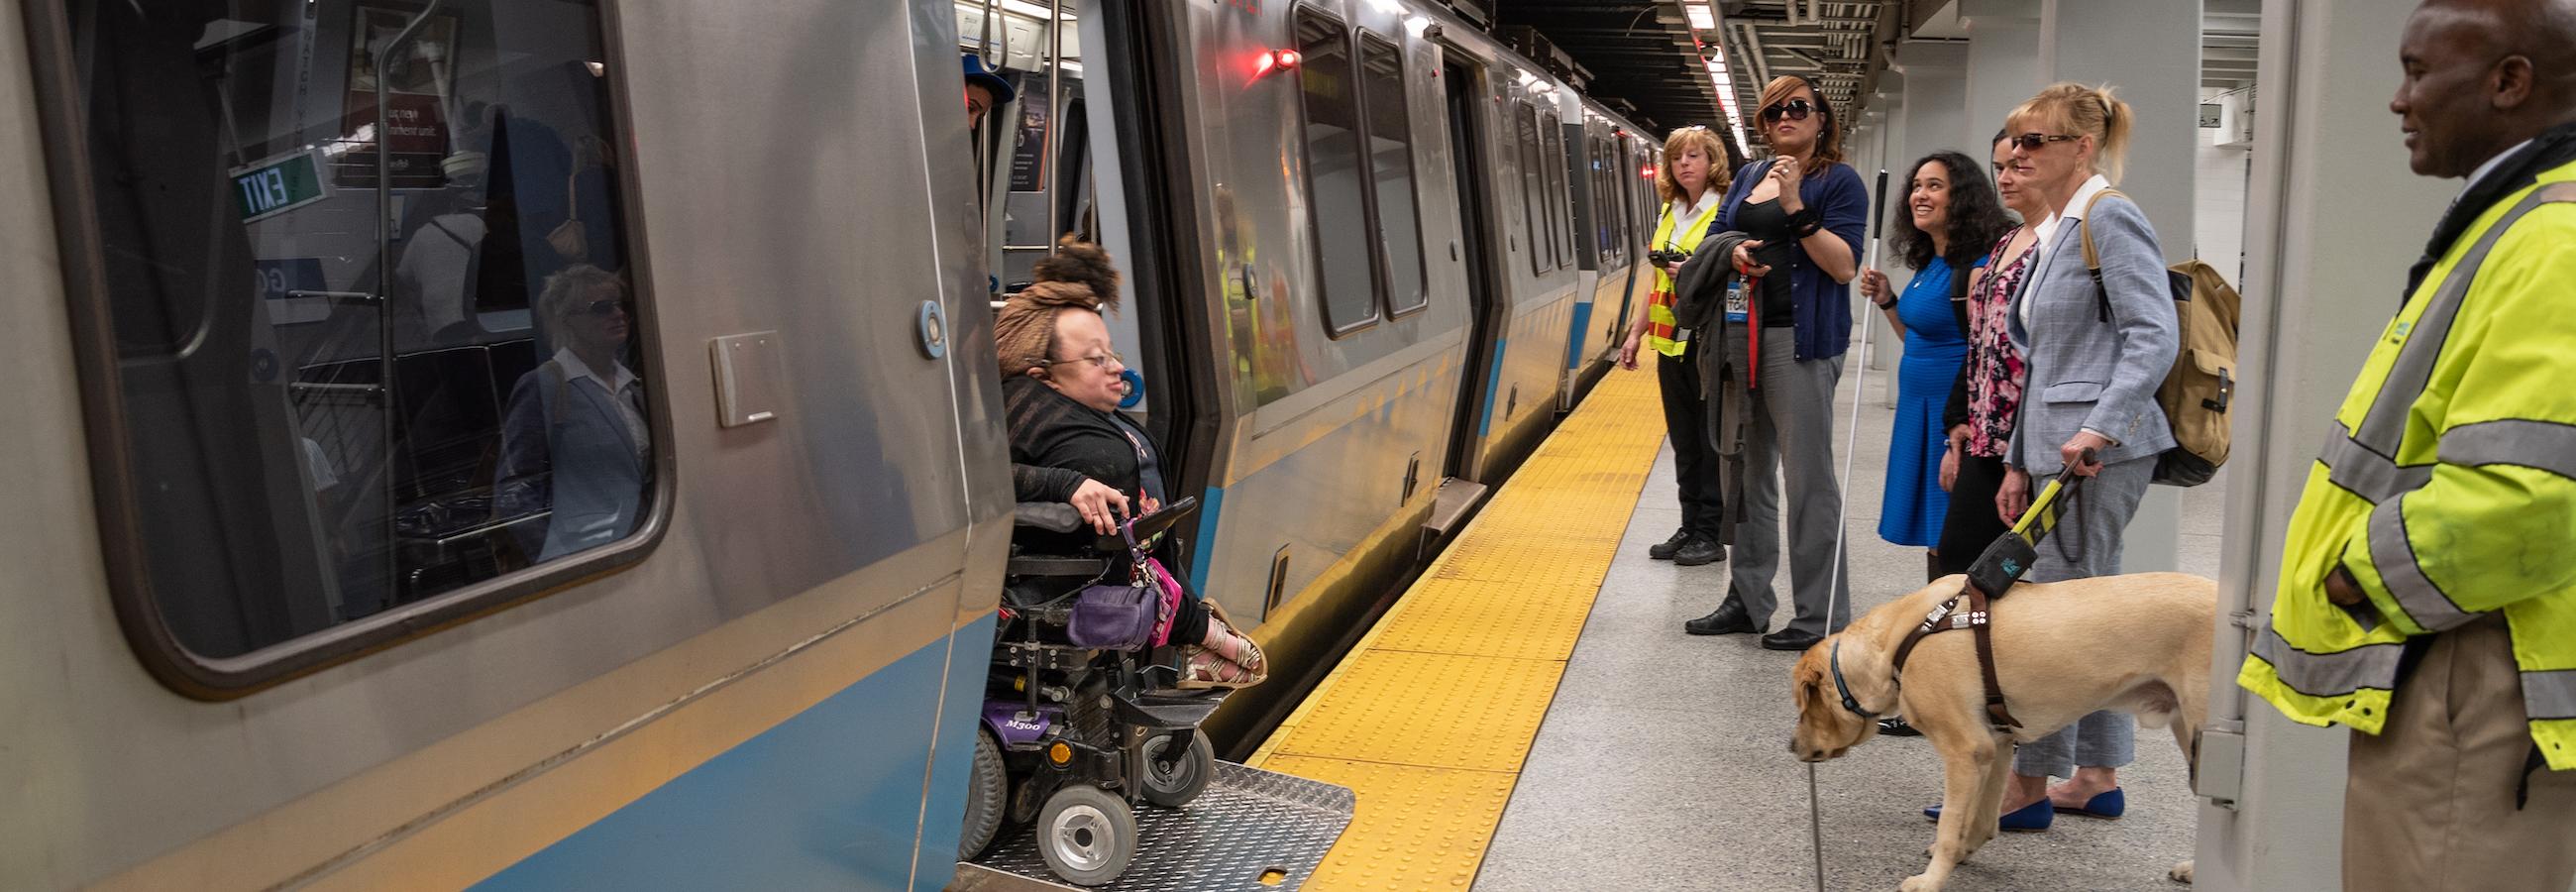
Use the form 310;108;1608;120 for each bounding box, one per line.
1064;520;1164;650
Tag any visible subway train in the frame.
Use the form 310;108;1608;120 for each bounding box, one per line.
0;0;1677;888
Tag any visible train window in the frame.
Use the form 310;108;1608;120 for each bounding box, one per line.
1540;110;1570;271
1290;10;1380;335
1357;36;1428;316
1514;103;1547;277
35;0;660;692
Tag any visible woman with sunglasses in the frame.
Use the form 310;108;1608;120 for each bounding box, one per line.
1679;75;1869;653
1856;150;2012;582
1946;83;2179;832
1619;124;1734;569
495;264;652;563
996;238;1265;689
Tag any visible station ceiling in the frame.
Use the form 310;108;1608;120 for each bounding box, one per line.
1475;0;2258;157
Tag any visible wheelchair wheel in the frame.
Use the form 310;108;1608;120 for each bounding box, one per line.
1036;785;1135;887
1138;731;1216;808
958;729;1008;859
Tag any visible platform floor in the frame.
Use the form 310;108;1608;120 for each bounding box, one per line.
1250;347;2226;891
1478;355;2225;892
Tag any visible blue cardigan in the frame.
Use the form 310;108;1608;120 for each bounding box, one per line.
1716;159;1870;360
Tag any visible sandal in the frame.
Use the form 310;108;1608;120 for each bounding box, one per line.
1177;645;1263;689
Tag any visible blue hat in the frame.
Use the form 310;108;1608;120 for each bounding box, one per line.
963;54;1016;107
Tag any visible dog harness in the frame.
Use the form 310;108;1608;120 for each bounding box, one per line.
1830;454;2102;733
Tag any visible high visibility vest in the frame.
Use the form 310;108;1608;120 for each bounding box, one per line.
2238;161;2576;769
1644;199;1722;358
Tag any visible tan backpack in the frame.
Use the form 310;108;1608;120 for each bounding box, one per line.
2078;189;2241;487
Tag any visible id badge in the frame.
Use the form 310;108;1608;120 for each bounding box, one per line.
1723;279;1751;323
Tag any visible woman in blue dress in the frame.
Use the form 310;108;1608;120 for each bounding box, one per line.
1856;150;2013;580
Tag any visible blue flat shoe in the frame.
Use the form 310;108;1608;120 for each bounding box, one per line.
2052;787;2125;819
1919;797;2055;833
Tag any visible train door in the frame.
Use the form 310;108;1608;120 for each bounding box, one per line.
1437;55;1502;483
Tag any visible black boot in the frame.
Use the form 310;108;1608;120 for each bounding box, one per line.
1672;534;1727;567
1683;596;1760;635
1649;528;1693;561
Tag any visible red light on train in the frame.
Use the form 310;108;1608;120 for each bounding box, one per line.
1255;49;1302;77
1641;164;1659;178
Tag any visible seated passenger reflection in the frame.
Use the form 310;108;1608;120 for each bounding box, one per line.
495;265;648;562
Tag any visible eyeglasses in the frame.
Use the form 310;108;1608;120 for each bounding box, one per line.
1760;99;1814;123
1042;350;1126;370
2005;133;2082;152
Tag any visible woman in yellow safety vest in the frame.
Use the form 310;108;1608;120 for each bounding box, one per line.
1620;125;1733;567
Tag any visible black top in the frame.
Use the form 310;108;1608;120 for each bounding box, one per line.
1005;376;1159;554
1734;197;1799;325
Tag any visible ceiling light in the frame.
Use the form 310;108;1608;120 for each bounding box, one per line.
1684;3;1716;31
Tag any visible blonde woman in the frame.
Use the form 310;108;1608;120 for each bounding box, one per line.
1957;82;2179;832
1618;125;1733;568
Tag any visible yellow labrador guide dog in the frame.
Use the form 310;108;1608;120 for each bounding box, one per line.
1787;572;2215;891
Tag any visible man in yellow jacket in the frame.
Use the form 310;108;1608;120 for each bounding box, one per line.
2238;1;2576;888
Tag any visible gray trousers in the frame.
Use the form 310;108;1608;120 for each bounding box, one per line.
1710;327;1851;636
2013;454;2154;777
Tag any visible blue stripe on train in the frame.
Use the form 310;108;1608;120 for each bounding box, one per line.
1564;302;1593;370
472;613;1000;892
1188;485;1226;595
1476;336;1509;438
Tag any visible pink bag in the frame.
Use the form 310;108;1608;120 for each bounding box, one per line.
1144;556;1186;647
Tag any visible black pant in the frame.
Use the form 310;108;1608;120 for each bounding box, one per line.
1935;450;2012;577
1656;345;1723;536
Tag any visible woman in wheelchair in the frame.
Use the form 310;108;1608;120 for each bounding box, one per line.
997;239;1264;689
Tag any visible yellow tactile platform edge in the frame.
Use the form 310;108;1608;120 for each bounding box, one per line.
1246;363;1669;891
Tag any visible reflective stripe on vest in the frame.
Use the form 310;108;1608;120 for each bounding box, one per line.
2250;624;2405;699
1644;199;1720;357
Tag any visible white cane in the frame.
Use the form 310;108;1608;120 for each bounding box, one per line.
1806;121;1893;892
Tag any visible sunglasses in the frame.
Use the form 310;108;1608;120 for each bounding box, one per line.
578;297;630;317
2005;133;2083;152
1041;350;1126;371
1760;99;1814;123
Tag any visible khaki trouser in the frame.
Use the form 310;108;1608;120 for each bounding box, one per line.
2344;613;2576;891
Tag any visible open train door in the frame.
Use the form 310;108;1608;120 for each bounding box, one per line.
1436;53;1507;486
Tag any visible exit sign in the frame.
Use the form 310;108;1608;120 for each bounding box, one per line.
230;150;330;223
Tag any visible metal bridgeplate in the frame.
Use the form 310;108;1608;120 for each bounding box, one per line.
951;762;1355;891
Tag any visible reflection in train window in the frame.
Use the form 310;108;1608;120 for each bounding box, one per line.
54;0;654;671
1290;9;1380;335
1541;110;1570;271
1514;103;1547;277
1357;35;1427;316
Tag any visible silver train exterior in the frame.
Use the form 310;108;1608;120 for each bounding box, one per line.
0;0;1672;887
1074;0;1666;741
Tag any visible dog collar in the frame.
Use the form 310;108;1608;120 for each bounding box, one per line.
1829;637;1883;719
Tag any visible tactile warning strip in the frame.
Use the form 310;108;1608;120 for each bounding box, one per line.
1246;365;1668;889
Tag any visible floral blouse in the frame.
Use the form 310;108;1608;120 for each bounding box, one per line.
1964;228;2034;458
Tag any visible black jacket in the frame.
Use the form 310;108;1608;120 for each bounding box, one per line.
1004;376;1152;554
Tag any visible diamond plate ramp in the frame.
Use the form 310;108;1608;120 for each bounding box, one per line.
950;762;1353;891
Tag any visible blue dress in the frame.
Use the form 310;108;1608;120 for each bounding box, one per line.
1878;260;1977;547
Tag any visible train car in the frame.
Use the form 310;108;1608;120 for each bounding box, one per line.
966;0;1668;743
1;0;1006;888
1556;94;1663;411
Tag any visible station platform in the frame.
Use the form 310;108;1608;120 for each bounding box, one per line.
1248;353;2225;891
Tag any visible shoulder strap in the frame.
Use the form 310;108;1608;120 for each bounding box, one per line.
1947;257;1975;334
537;359;573;428
2078;188;2127;324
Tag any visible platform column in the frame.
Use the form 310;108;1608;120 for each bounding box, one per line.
2030;0;2200;574
2190;1;2460;889
1960;0;2041;146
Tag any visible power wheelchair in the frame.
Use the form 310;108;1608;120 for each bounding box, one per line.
957;496;1227;886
